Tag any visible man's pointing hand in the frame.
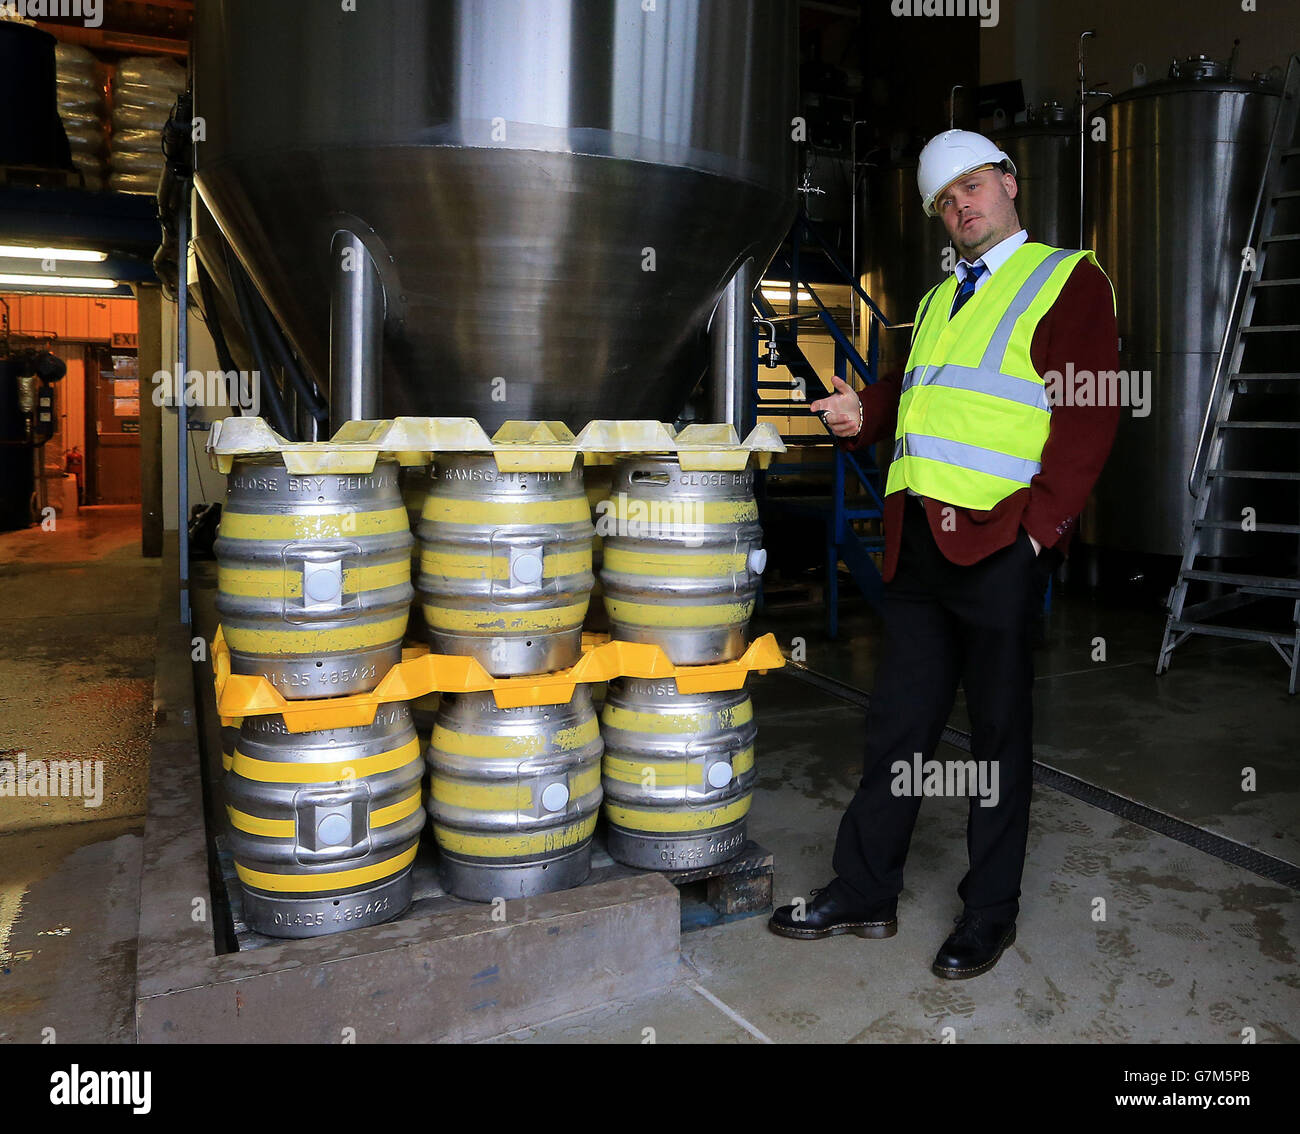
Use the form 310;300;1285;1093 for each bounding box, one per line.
809;376;863;438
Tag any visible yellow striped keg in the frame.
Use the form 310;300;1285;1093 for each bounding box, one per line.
417;454;594;676
411;691;441;748
426;687;603;900
583;463;613;633
215;456;413;696
400;463;432;643
224;703;424;938
598;456;766;664
600;678;757;870
220;718;242;774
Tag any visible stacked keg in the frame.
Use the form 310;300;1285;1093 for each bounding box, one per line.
418;455;603;900
399;464;442;745
214;457;420;937
108;55;185;195
597;457;767;870
55;44;106;191
399;463;433;644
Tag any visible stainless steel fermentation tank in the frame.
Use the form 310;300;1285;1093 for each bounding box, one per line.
857;160;950;375
1088;59;1283;557
859;111;1078;375
991;102;1078;250
192;0;798;430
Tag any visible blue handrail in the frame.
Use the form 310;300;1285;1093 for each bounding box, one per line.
753;210;900;633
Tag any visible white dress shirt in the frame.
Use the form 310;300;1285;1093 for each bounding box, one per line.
953;228;1029;299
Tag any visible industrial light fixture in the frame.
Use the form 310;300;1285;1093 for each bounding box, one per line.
0;244;109;262
761;286;812;303
0;273;120;289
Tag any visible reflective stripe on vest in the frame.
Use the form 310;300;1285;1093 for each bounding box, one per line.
887;243;1099;510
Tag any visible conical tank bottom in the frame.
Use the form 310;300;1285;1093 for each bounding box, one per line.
197;144;791;431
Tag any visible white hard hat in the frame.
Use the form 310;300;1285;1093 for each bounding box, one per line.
916;129;1017;217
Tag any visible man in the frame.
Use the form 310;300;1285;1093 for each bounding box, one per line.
768;129;1120;979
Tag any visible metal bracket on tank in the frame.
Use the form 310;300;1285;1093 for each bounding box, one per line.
322;213;406;331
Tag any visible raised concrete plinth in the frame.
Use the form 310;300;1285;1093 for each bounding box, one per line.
136;553;681;1043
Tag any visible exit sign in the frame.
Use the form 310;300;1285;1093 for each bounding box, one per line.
111;332;137;348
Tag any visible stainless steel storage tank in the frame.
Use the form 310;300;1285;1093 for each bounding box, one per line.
991;101;1079;250
857;159;950;375
192;0;797;429
1087;58;1281;556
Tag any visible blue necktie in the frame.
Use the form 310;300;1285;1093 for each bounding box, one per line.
950;262;986;318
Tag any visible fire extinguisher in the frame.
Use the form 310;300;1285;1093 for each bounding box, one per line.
65;445;84;504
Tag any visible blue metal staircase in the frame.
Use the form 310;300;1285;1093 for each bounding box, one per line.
753;211;903;637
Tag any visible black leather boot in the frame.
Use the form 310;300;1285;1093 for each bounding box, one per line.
931;911;1017;979
768;884;897;941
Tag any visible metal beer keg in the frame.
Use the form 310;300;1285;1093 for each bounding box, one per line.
600;678;757;870
426;687;603;900
225;703;424;938
216;456;413;696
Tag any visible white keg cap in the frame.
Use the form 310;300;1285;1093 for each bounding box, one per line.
541;782;570;812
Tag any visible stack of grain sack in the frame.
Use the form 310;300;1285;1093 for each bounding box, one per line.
55;44;107;190
108;55;185;195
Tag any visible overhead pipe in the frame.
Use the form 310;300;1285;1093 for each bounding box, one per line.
1077;31;1112;250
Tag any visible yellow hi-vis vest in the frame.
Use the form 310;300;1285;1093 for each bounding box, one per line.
886;241;1106;511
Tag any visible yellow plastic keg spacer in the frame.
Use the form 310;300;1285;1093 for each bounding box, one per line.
211;625;785;733
206;417;786;475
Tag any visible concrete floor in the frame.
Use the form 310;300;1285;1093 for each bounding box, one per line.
493;593;1299;1043
0;507;155;1043
759;586;1300;867
0;521;1296;1044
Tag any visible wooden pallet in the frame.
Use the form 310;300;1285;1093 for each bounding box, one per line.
0;164;83;190
215;831;775;947
662;840;774;924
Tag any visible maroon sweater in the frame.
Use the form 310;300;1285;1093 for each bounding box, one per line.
842;257;1120;582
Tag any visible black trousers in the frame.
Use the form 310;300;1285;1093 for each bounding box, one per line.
830;496;1056;923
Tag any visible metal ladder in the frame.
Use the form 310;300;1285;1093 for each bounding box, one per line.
1158;55;1300;693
